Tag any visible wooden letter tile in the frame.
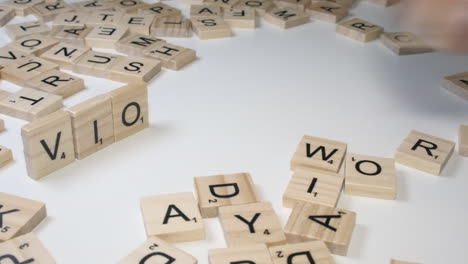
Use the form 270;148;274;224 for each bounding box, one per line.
224;8;256;28
283;168;343;208
460;125;468;157
365;0;400;7
151;16;193;38
0;46;30;69
235;0;275;16
22;110;75;179
269;241;336;264
274;0;311;11
67;94;114;160
25;69;84;98
40;42;90;70
284;203;356;256
0;146;13;168
143;42;196;70
380;32;433;55
113;0;147;13
315;0;356;8
116;33;166;57
345;153;397;199
85;26;129;49
5;0;44;16
395;130;455;176
194;172;259;218
0;233;55;263
0;5;15;26
291;135;347;173
74;0;115;12
1;56;59;86
140;192;205;243
0;193;46;242
264;7;310;29
52;11;89;27
190;4;222;18
9;34;59;56
219;202;286;247
86;11;125;26
119;14;154;35
390;259;421;264
191;16;232;40
138;3;182;18
337;18;384;42
118;237;197;264
308;2;349;23
51;25;93;47
110;56;161;83
5;21;50;40
108;82;149;141
73;50;122;79
442;72;468;101
209;244;273;264
31;0;75;22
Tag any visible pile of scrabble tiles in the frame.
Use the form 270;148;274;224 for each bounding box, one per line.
2;127;466;263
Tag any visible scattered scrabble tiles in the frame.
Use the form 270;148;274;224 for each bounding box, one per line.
40;42;90;70
0;5;15;27
151;16;193;38
141;192;205;242
190;4;222;18
73;50;121;79
269;241;336;264
0;146;13;167
116;33;166;57
460;125;468;157
308;1;349;23
85;26;129;49
68;94;114;160
5;21;50;40
337;18;384;42
209;244;274;264
283;168;343;208
285;203;356;256
9;34;59;55
219;202;287;247
109;56;161;83
118;236;197;264
380;32;433;55
25;69;84;98
223;7;256;28
120;13;154;35
345;153;397;199
143;42;196;70
264;7;310;29
0;192;46;241
0;233;55;263
191;16;232;40
291;135;347;173
442;72;468;101
1;56;59;86
395;130;455;176
194;172;259;218
86;11;124;26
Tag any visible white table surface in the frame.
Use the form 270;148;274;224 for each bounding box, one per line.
1;1;468;263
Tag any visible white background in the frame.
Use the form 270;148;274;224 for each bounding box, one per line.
1;1;468;263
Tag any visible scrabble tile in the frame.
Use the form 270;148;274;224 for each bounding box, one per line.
138;3;182;18
209;244;273;264
190;4;222;18
109;56;161;83
22;110;75;179
312;0;355;8
269;241;335;264
151;16;193;38
0;46;30;68
191;16;232;40
32;0;75;22
73;50;122;79
308;1;349;23
52;11;89;27
224;7;256;28
86;11;125;26
1;56;59;86
51;25;93;47
113;0;147;13
0;88;63;121
365;0;400;7
194;172;259;218
283;168;343;208
275;0;310;10
141;192;205;242
345;153;396;200
291;135;347;173
442;72;468;101
108;82;149;141
4;0;44;16
118;237;197;264
235;0;275;16
0;193;46;241
74;0;114;12
219;202;287;247
119;14;154;35
284;203;356;256
5;21;50;40
144;42;196;71
85;26;129;49
0;233;55;263
460;125;468;157
337;18;384;42
25;69;84;98
116;33;166;57
395;130;455;176
40;42;90;70
0;5;15;26
380;32;433;55
390;260;420;264
264;7;310;29
0;90;12;101
204;0;240;10
0;146;13;167
0;119;4;132
68;94;115;160
9;34;59;56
